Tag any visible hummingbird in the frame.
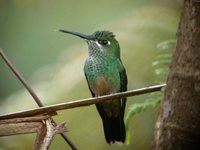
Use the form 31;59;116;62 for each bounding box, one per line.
59;29;128;144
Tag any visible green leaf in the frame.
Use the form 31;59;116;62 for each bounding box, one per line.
152;59;171;66
155;68;169;76
157;39;176;50
125;38;174;144
156;54;172;60
125;98;161;144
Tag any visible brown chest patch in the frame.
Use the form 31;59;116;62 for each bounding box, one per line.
92;76;116;96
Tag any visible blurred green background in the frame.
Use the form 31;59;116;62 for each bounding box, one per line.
0;0;181;149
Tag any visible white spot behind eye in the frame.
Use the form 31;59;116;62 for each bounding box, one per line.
95;40;104;52
95;40;102;47
107;41;111;45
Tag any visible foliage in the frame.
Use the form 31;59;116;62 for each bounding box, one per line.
125;39;176;144
125;93;161;144
153;39;176;83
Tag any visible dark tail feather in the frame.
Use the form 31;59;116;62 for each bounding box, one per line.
102;116;126;144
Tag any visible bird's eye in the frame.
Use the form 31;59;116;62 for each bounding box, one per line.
98;40;110;46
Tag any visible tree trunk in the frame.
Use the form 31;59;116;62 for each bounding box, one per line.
152;0;200;150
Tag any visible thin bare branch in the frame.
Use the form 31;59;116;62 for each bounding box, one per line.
0;48;78;150
0;84;166;120
0;48;42;106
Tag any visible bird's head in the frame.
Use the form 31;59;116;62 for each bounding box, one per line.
59;29;120;58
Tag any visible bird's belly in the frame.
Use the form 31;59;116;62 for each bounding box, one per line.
90;76;121;117
91;76;117;96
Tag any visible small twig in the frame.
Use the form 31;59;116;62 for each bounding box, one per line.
0;48;78;150
0;84;166;120
53;122;67;134
34;119;67;150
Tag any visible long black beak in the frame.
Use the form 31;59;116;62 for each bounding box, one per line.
59;29;90;39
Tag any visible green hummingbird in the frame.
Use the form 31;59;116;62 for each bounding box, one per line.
59;29;128;144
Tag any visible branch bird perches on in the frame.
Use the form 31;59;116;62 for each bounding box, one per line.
0;84;166;120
